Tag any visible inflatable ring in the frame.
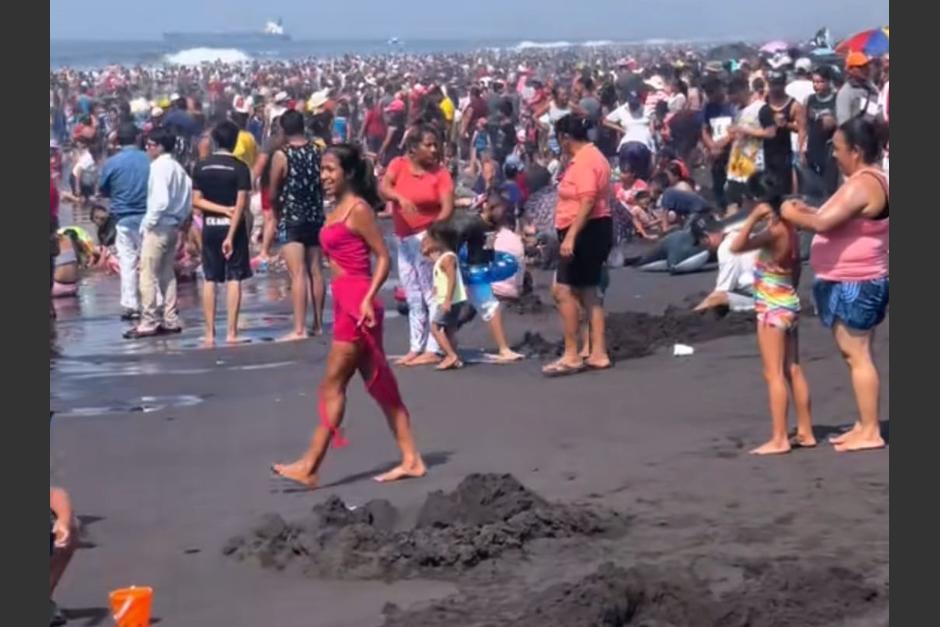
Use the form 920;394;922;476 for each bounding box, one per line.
459;250;519;285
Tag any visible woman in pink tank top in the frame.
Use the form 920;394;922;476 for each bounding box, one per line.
781;118;888;453
273;144;426;488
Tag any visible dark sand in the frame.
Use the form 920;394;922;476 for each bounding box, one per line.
50;265;889;626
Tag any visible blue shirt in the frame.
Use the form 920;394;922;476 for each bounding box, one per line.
99;147;150;218
247;117;264;144
163;109;198;138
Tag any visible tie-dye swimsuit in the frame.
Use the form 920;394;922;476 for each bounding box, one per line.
754;226;801;331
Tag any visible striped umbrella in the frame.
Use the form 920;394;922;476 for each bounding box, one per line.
836;27;889;57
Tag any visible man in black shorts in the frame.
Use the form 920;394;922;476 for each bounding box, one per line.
192;120;253;345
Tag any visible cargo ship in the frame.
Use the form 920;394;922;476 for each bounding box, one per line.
163;19;291;47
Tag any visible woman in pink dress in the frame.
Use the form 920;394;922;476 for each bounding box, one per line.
273;144;426;488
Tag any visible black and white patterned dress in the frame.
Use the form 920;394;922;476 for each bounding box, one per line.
277;142;324;234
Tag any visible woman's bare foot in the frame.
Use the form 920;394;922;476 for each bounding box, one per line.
271;461;319;488
407;352;442;366
749;439;792;455
279;331;309;343
436;355;463;371
833;431;886;453
226;335;249;345
493;349;525;363
791;432;818;448
201;336;216;348
374;458;427;483
395;352;420;366
828;423;862;444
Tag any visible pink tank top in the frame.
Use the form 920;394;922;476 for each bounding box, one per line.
319;205;372;278
810;169;889;282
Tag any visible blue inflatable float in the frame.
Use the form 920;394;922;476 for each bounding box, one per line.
458;248;519;285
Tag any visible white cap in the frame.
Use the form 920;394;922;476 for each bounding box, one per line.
232;95;253;114
274;91;289;103
645;75;666;91
150;106;164;117
795;57;812;72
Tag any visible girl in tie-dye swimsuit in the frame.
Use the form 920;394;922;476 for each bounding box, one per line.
729;172;815;456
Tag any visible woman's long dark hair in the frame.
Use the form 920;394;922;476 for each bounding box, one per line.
325;143;381;209
746;171;785;214
839;117;888;165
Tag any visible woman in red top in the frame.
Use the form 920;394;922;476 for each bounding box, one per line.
273;144;426;488
543;114;613;376
379;124;455;366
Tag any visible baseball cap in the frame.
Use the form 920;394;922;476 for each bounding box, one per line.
845;51;870;69
795;57;813;73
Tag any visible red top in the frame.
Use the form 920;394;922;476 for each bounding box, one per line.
363;106;386;139
385;157;454;238
555;143;612;230
320;217;372;279
50;178;59;222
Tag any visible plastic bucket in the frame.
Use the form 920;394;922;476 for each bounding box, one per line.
109;586;153;627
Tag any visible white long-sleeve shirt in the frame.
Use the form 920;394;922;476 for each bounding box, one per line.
142;153;192;232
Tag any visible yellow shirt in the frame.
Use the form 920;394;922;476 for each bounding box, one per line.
439;97;455;124
233;130;258;168
432;252;467;306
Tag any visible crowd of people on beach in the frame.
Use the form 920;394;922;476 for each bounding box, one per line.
49;36;889;624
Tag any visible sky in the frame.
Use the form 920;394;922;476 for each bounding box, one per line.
50;0;888;42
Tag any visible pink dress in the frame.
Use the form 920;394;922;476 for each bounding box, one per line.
317;205;408;446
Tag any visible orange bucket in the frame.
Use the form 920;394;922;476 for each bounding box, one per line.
108;586;153;627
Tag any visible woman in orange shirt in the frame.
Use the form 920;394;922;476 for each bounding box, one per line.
543;114;614;376
379;124;455;366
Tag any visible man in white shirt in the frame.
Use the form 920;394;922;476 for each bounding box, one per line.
786;59;816;105
125;128;193;339
690;215;758;313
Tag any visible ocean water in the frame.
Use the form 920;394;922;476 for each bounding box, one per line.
50;37;679;69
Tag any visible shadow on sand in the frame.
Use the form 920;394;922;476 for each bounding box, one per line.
274;450;454;493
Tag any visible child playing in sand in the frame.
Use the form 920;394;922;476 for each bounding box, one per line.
729;172;815;455
422;221;475;371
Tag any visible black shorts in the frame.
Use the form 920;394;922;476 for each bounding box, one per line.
724;180;748;208
555;216;613;288
279;223;321;248
202;221;252;283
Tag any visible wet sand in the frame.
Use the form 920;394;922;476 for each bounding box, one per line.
49;265;889;626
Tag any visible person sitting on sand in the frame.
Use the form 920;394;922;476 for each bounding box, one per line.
729;172;815;455
272;144;425;488
52;226;99;298
691;215;759;313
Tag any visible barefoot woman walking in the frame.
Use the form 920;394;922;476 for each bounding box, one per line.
273;144;426;487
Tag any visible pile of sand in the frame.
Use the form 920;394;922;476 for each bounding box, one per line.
223;473;628;580
514;306;754;360
382;560;886;627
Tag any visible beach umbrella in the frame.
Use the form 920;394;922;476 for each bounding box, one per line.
836;27;889;57
760;40;789;54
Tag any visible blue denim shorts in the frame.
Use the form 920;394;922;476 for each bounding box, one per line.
813;277;889;331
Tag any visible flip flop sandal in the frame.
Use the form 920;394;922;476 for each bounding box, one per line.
123;328;159;340
436;360;464;371
542;361;586;377
585;361;613;371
